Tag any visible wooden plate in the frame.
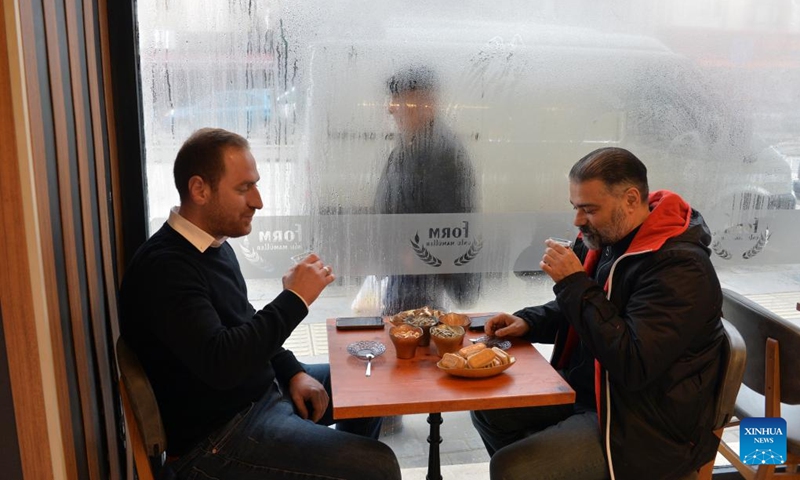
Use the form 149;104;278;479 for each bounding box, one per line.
437;356;516;378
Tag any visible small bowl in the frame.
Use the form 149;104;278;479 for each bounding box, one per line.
438;313;471;329
389;324;423;359
403;315;438;346
430;325;466;357
390;307;443;326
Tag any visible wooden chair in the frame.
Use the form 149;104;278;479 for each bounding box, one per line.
697;318;748;480
711;288;800;479
117;337;167;480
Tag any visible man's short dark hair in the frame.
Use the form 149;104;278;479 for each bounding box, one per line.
173;128;250;201
569;147;650;201
387;65;438;95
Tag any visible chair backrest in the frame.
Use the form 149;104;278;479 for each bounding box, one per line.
721;288;800;405
710;319;747;430
116;336;167;477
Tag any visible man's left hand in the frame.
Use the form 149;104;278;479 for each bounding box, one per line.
540;239;584;283
288;372;329;423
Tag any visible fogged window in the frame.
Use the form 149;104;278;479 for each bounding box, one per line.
138;1;800;315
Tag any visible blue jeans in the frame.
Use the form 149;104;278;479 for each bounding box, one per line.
471;405;608;480
163;364;401;480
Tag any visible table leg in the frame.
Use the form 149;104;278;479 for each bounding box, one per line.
426;412;443;480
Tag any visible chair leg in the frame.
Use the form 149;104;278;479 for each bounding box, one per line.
697;427;725;480
697;459;714;480
772;461;800;479
718;440;757;480
120;380;157;480
754;465;775;480
786;452;800;475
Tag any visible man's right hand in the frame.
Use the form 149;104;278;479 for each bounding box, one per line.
485;313;530;338
283;253;335;306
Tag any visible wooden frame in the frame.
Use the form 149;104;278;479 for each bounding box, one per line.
1;0;125;478
716;340;800;479
0;2;58;477
119;378;157;480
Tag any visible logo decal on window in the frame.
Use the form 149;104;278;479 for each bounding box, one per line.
410;221;483;268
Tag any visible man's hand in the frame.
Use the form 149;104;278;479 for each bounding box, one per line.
283;253;335;305
485;313;530;338
288;371;329;423
540;239;584;283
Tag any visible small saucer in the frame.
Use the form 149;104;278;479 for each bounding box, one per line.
346;340;386;359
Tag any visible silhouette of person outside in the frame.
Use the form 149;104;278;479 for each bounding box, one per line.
374;65;482;315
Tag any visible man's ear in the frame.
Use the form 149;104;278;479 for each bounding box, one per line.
624;187;642;209
187;175;210;205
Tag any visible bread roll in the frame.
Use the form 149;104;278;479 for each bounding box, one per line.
467;348;497;368
440;352;467;369
492;347;511;365
459;343;486;358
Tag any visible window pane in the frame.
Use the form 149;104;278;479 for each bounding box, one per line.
137;0;800;320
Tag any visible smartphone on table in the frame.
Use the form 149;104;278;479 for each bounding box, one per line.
335;316;386;330
468;314;496;332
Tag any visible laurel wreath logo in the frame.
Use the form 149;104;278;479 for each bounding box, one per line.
711;224;770;261
410;233;484;267
239;238;264;264
236;238;276;273
454;237;484;266
410;232;442;267
742;228;770;260
710;241;732;260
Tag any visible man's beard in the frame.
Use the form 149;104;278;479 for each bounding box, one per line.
206;197;252;239
580;206;627;250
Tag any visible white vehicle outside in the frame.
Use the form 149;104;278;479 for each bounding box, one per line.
301;27;793;269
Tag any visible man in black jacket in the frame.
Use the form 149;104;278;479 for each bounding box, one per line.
120;128;400;480
471;147;724;480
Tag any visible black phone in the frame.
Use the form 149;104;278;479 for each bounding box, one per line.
335;316;385;330
468;314;495;332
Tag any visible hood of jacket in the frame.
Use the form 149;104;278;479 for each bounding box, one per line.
629;189;712;255
581;189;711;274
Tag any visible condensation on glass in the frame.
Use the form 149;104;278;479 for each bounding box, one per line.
137;0;800;315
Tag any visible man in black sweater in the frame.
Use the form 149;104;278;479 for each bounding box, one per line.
120;128;400;480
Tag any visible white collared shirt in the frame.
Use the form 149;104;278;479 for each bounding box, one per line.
167;207;228;253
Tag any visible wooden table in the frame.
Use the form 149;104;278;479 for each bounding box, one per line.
326;317;575;480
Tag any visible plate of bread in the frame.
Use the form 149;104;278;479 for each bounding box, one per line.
437;342;515;378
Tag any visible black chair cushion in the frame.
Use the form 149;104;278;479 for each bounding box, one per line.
722;289;800;404
734;384;800;455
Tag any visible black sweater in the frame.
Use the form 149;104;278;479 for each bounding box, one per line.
119;223;308;455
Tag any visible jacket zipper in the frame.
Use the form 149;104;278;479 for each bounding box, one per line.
603;249;652;480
